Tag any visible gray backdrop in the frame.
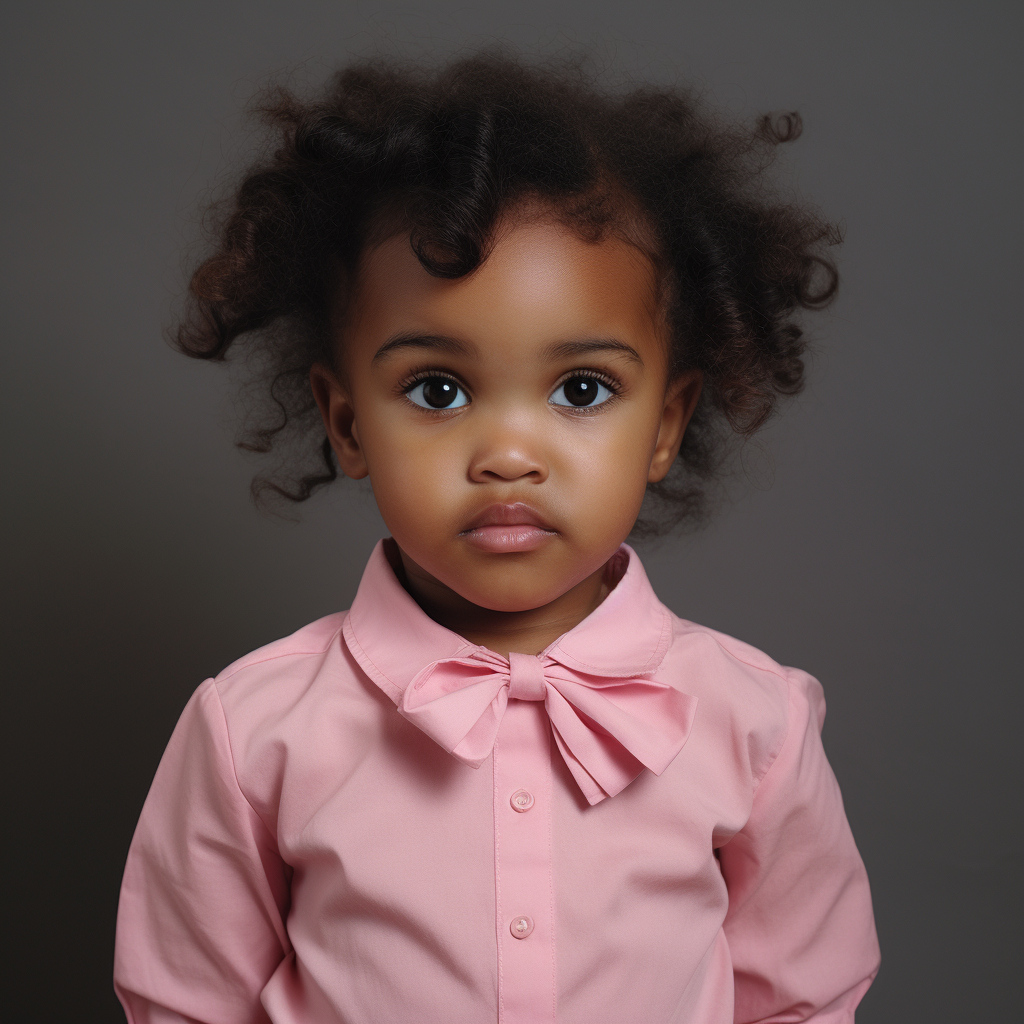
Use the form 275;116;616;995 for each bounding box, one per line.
4;2;1021;1021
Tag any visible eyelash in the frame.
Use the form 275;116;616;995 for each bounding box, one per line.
396;367;624;413
397;369;465;405
551;368;622;413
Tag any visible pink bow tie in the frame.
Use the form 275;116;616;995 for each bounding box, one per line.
398;648;697;805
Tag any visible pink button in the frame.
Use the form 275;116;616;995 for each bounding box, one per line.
510;916;534;939
510;789;534;812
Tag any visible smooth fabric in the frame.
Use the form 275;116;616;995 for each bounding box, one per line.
114;540;880;1023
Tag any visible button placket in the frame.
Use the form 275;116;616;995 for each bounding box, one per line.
492;695;556;1023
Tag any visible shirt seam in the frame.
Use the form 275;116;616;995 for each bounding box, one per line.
207;678;281;848
546;727;557;1021
492;734;504;1024
215;624;344;685
700;634;796;791
749;673;797;795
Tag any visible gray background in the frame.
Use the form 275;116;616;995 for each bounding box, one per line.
4;1;1021;1020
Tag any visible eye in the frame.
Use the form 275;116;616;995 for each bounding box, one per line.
549;375;615;409
405;376;469;410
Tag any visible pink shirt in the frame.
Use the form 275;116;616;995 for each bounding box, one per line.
114;540;879;1023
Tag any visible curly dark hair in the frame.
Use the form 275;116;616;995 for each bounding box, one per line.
177;50;840;534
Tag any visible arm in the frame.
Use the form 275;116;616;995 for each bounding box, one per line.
718;668;880;1024
114;680;291;1024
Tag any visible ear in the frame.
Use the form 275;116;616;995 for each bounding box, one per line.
310;363;369;480
648;369;703;483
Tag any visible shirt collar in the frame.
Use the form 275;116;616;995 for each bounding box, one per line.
343;538;673;706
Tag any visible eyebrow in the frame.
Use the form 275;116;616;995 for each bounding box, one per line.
544;339;644;364
373;333;644;365
372;333;475;362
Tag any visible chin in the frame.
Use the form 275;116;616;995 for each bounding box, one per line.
450;555;595;613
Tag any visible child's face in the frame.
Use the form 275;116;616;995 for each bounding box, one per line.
314;213;700;614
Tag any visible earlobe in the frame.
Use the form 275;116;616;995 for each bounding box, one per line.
648;370;703;483
310;364;369;480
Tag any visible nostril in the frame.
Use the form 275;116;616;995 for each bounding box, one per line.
469;452;547;483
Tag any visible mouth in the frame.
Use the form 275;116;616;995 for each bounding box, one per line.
459;502;558;554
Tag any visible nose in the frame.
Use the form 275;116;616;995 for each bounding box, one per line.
467;409;549;484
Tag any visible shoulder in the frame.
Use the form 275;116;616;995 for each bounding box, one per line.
194;610;389;821
216;612;348;683
661;613;823;783
663;612;804;693
207;611;361;730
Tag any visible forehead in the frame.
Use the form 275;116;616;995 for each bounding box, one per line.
343;217;666;359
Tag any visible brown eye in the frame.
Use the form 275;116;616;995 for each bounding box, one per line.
550;376;613;408
406;377;468;409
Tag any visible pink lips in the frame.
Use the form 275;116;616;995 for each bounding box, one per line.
460;502;558;553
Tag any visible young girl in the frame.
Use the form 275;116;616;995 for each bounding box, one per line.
114;53;880;1023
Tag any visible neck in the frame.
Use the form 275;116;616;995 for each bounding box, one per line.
395;549;611;659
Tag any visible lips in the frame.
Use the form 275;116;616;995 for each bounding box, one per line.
459;502;557;553
462;502;555;532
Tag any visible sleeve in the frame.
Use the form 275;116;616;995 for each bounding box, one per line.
114;679;292;1024
717;668;880;1024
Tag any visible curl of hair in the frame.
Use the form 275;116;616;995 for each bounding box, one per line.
177;51;841;533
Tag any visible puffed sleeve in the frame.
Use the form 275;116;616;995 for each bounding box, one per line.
718;668;880;1024
114;679;291;1024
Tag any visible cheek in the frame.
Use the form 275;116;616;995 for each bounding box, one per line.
553;413;659;536
359;416;463;528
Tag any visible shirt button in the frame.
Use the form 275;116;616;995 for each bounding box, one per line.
510;916;534;939
510;789;535;812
